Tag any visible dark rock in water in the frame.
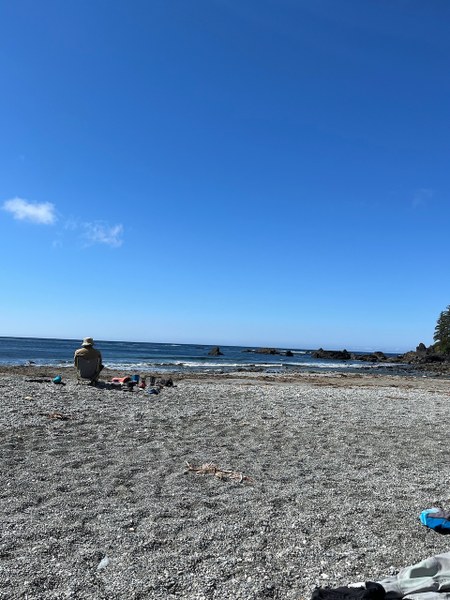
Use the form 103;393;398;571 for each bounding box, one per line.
355;351;387;362
416;342;427;353
314;349;391;363
285;350;294;357
208;346;223;356
312;348;351;360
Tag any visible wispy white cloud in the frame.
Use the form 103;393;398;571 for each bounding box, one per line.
412;188;433;208
2;197;56;224
83;222;124;248
63;217;80;231
3;196;124;248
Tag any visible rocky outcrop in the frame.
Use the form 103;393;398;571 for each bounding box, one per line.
208;346;223;356
386;343;444;364
313;349;391;362
374;342;450;373
312;348;352;360
394;343;450;375
243;348;295;357
309;342;450;374
354;351;387;362
397;345;445;364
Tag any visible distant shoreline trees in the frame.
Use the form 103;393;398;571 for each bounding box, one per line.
434;305;450;354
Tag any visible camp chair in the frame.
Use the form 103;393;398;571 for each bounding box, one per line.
75;356;101;385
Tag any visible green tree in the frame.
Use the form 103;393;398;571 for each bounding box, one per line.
434;305;450;354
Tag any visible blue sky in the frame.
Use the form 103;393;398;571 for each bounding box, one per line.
1;0;449;352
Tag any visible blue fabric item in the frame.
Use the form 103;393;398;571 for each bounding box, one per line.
52;375;62;384
420;508;450;534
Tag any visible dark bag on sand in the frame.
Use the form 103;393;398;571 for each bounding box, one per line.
311;582;386;600
156;378;174;387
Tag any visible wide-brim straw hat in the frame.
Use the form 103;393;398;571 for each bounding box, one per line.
82;337;94;347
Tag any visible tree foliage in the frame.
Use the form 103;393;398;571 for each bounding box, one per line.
433;305;450;354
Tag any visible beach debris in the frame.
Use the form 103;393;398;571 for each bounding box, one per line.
110;376;141;391
147;387;160;395
52;375;62;384
41;412;72;421
185;461;254;484
420;507;450;534
111;376;131;384
97;556;110;571
155;377;174;387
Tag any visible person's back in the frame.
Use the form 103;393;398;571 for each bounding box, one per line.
74;344;101;362
74;337;103;383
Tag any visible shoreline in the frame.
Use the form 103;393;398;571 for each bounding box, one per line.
0;361;448;383
2;367;450;599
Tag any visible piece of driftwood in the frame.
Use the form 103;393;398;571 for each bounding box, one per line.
41;412;72;421
185;461;254;484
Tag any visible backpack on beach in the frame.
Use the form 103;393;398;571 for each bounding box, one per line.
420;508;450;534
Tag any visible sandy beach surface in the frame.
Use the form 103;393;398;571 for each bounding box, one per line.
1;366;450;599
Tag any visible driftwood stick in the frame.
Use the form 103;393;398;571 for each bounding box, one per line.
185;461;254;484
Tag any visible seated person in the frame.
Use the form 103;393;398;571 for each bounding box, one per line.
74;337;104;383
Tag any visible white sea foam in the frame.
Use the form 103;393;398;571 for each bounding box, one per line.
100;359;403;372
286;360;400;369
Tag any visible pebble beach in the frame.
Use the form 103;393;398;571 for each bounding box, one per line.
1;366;450;600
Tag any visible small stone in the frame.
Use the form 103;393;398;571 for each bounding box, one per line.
97;556;110;570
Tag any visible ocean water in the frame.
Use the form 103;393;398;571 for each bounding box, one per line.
0;336;411;375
